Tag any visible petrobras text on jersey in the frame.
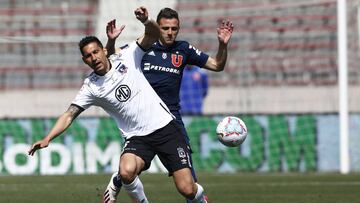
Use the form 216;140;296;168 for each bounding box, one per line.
143;63;181;74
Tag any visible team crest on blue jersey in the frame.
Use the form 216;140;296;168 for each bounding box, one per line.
115;85;131;102
171;54;183;68
162;53;167;59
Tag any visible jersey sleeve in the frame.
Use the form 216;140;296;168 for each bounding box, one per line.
71;81;95;110
120;41;146;71
186;43;209;68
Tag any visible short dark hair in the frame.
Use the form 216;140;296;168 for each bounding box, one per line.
78;36;103;55
156;7;179;24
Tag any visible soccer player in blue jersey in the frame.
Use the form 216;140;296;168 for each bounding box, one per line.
104;7;233;203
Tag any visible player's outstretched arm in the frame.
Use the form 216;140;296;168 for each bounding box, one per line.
105;19;125;56
28;104;84;156
204;19;234;72
135;6;160;50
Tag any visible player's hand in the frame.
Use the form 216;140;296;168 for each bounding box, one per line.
106;19;125;41
134;6;149;23
217;19;234;45
28;139;50;156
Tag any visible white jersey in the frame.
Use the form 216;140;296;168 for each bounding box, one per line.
72;41;173;138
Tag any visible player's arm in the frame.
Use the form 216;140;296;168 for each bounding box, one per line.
105;19;125;56
106;19;125;57
203;19;234;72
28;104;84;156
135;6;160;50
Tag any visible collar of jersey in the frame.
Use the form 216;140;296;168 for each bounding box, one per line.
155;40;178;50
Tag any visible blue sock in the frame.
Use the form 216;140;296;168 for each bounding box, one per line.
113;173;122;188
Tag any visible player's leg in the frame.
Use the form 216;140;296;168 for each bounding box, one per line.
172;168;208;203
172;114;198;182
154;120;208;202
119;136;155;203
173;113;208;202
120;153;148;203
103;154;147;203
103;171;122;203
103;136;154;203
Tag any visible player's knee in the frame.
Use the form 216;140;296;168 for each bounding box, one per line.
119;165;137;184
176;182;197;199
173;168;197;199
119;153;145;184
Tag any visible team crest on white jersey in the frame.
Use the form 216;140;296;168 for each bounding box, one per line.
90;74;99;82
117;63;128;74
115;85;131;102
162;53;167;59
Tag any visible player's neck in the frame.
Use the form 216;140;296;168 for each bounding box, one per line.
158;40;175;48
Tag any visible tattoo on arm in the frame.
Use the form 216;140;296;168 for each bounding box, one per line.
66;104;84;120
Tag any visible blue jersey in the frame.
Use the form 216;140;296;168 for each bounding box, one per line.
141;40;209;115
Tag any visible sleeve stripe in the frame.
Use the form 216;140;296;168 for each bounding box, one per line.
159;103;175;119
70;103;85;111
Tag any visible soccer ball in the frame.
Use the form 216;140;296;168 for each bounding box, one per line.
216;116;248;147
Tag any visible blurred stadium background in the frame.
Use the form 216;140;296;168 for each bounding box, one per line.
1;0;360;179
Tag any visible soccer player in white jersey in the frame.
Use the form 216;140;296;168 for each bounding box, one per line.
28;6;208;203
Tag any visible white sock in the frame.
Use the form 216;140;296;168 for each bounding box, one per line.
191;183;207;203
122;176;149;203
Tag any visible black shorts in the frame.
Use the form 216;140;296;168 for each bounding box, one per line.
122;120;192;174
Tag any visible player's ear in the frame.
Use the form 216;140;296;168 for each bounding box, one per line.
103;48;108;56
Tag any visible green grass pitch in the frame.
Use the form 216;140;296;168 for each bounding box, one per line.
0;173;359;203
